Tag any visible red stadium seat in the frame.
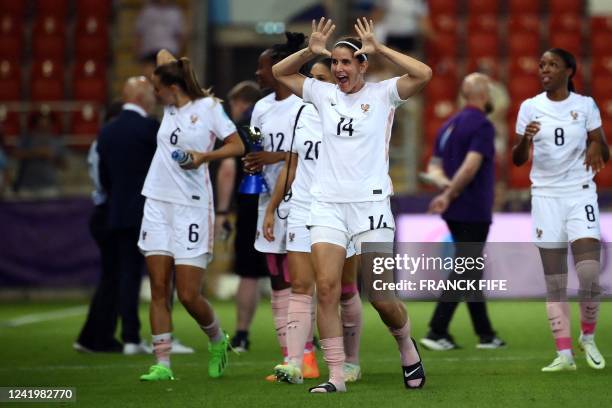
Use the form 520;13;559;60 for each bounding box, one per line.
431;14;458;34
591;16;612;34
0;14;23;58
0;0;26;17
467;56;501;79
549;13;581;34
548;32;581;57
591;77;612;101
508;159;532;189
509;56;540;76
591;32;612;57
508;75;541;101
467;14;498;33
0;59;20;100
75;16;109;60
509;0;540;15
425;77;458;102
76;0;112;19
69;104;100;150
548;0;582;16
508;32;541;57
431;58;459;82
37;0;69;19
467;32;499;59
597;98;612;120
508;14;540;33
0;104;20;137
426;32;459;62
73;59;107;102
468;0;499;15
32;16;66;59
592;56;612;77
30;59;65;101
425;100;455;144
428;0;458;16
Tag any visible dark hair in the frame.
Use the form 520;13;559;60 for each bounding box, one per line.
227;81;262;104
305;57;332;77
546;48;577;92
333;37;367;63
154;57;211;100
269;32;306;64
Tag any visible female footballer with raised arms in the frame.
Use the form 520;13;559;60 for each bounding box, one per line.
272;17;432;392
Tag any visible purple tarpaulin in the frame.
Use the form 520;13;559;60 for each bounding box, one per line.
0;198;100;287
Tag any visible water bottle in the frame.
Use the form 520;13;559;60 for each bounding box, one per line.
171;149;193;167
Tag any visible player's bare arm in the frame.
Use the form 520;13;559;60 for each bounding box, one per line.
512;121;540;166
272;17;336;97
585;127;610;173
353;17;432;99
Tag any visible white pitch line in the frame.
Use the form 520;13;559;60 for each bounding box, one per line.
1;306;87;328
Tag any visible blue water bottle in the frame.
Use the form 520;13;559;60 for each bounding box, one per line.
171;149;193;167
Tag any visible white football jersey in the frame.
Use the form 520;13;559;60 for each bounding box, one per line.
250;92;304;211
516;92;602;196
302;76;406;202
142;97;236;207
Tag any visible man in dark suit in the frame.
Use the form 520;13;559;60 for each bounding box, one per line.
76;77;158;354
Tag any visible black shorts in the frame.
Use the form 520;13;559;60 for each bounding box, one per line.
234;193;268;278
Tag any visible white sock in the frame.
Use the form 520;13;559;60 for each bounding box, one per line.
558;349;573;360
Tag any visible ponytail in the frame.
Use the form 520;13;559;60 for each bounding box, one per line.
154;58;213;101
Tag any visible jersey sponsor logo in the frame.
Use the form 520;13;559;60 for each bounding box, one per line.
536;228;543;239
373;189;382;194
192;195;200;200
186;246;196;250
361;103;370;113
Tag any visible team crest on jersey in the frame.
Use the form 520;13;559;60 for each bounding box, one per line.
289;232;295;242
361;104;370;113
570;111;578;120
536;228;543;239
190;114;199;124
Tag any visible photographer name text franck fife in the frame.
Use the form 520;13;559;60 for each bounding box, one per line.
372;279;508;291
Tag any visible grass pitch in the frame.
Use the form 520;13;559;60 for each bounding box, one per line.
0;300;610;407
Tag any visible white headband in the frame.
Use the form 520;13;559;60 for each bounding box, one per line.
334;41;368;61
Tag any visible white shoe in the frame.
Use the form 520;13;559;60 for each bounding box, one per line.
343;363;362;382
123;342;152;355
171;338;195;354
73;342;93;353
579;334;606;370
541;353;577;372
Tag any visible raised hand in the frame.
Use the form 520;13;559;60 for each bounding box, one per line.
308;17;335;57
354;17;379;57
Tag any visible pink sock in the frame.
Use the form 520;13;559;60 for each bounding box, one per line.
320;337;345;387
200;315;224;343
152;333;172;368
305;296;315;352
580;302;599;334
546;302;572;351
340;293;362;365
576;259;600;335
271;287;291;358
286;293;312;367
389;319;419;366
